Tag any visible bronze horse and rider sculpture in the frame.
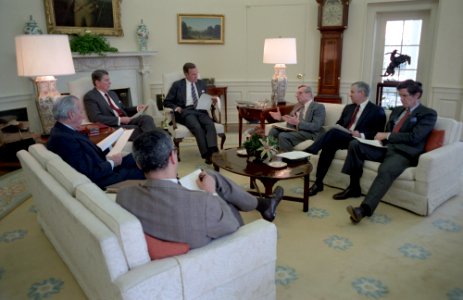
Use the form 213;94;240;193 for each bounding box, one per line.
382;50;411;77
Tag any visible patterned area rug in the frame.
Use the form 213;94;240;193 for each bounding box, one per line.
0;134;463;299
0;169;30;220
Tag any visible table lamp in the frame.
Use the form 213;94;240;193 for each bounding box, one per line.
15;34;75;135
263;37;297;105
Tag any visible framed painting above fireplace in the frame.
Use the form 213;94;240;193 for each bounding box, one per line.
44;0;123;36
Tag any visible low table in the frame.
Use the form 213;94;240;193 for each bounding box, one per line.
211;148;312;212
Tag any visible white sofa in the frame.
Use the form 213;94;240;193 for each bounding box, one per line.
267;103;463;216
17;144;277;300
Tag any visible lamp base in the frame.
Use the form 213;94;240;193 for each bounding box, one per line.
271;64;288;104
35;76;61;135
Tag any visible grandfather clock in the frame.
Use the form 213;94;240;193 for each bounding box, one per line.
314;0;349;103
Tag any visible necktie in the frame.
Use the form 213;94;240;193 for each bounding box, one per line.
105;93;125;117
393;109;411;133
191;83;198;107
347;105;360;129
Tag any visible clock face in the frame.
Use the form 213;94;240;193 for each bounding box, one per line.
322;0;344;27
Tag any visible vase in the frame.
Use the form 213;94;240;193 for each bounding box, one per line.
136;19;149;51
24;15;42;35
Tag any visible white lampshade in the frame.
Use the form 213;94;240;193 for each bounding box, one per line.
263;38;297;64
15;34;75;77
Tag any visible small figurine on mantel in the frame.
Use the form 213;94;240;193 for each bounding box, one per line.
24;15;43;35
136;19;149;51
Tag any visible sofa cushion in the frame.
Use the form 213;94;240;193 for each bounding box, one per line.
28;143;62;168
425;129;445;152
144;234;190;260
75;183;150;269
46;159;91;196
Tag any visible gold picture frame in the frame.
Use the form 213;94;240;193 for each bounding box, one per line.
178;14;224;44
44;0;123;36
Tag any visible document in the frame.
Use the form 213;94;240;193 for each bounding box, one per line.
195;94;213;110
178;169;203;190
272;122;296;132
130;104;149;120
328;124;351;134
96;128;134;155
354;137;386;148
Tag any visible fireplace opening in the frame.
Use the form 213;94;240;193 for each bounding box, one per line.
111;88;132;108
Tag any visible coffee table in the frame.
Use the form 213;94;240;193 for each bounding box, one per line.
211;148;312;212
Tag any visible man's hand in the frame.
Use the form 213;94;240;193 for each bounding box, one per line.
196;171;216;194
283;115;299;126
351;130;361;138
107;153;123;166
137;104;148;112
374;132;389;141
211;96;219;104
269;108;282;121
174;107;182;113
120;116;131;124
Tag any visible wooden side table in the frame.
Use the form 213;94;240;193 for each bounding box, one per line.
237;103;295;147
207;86;228;124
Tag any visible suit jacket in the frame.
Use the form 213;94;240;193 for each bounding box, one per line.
163;78;208;110
84;88;137;126
289;101;326;134
116;179;240;249
385;104;437;158
336;102;386;139
47;122;115;183
46;122;143;188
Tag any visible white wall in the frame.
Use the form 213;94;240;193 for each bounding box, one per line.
1;0;462;129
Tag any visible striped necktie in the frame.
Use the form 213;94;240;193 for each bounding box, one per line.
191;83;198;107
393;109;411;133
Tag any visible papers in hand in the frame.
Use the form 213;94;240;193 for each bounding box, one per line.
97;128;134;155
354;137;385;148
130;104;149;120
272;122;296;132
195;94;213;110
328;124;351;134
178;169;202;190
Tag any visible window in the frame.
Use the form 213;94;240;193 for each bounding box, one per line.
381;19;422;108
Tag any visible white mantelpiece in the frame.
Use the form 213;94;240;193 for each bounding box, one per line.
59;51;161;123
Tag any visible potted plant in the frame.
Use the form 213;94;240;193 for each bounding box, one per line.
243;126;278;161
70;31;118;55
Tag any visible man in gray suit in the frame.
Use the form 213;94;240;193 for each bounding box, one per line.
84;69;156;141
116;129;284;249
163;62;218;164
268;85;325;152
342;80;437;223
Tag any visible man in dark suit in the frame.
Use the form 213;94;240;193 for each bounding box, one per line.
83;69;156;141
268;85;326;151
163;62;218;164
116;129;284;249
47;95;145;189
305;81;386;197
343;80;437;223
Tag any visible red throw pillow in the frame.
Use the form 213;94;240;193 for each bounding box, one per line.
144;234;190;260
425;129;445;152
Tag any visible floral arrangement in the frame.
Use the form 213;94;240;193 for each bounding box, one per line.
243;126;278;161
70;31;118;55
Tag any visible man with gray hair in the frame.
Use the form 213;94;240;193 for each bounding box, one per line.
116;129;284;249
47;95;144;189
304;81;386;198
268;84;326;152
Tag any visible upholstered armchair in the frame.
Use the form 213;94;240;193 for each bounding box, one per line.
162;72;226;161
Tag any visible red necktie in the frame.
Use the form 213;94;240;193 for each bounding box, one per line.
393;109;411;133
105;93;125;117
347;105;360;129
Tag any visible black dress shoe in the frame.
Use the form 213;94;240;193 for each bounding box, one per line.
346;205;364;224
257;186;284;222
308;183;324;196
332;187;361;200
